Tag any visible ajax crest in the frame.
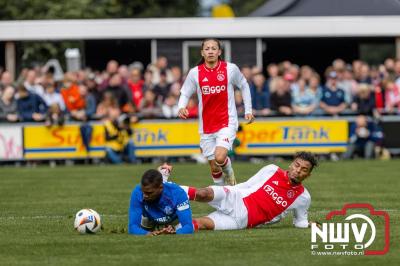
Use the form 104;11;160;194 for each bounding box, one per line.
217;74;225;81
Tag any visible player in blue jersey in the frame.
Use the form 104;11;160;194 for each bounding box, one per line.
128;168;194;235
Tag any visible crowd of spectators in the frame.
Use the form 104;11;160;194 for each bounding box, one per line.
1;56;400;125
244;58;400;118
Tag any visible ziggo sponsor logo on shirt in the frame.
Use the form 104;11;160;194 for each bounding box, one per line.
263;184;288;207
201;85;226;95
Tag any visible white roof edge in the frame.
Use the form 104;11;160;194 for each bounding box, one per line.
0;16;399;41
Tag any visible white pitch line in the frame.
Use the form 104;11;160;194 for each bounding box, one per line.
0;209;398;220
0;214;126;220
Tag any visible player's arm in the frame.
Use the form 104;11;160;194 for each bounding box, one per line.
293;191;311;229
178;69;197;119
231;64;254;124
235;164;278;189
174;190;194;234
128;188;150;235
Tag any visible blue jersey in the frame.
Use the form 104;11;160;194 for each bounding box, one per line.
321;86;346;107
128;182;193;235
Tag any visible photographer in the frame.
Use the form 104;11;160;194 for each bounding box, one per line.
104;113;137;164
343;115;382;159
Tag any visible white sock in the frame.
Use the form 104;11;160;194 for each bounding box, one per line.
217;157;234;176
212;171;224;185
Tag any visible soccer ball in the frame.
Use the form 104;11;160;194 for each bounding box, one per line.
74;209;102;234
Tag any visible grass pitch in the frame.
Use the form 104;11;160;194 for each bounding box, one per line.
0;160;398;266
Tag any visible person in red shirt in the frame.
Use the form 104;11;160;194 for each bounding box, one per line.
178;38;254;186
128;68;144;110
181;151;319;231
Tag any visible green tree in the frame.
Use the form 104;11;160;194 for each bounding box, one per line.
0;0;199;19
0;0;199;68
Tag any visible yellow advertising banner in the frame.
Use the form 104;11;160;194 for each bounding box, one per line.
236;120;348;155
23;119;348;159
24;124;106;159
23;121;201;159
132;121;200;156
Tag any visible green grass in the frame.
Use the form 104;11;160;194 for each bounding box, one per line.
0;160;398;266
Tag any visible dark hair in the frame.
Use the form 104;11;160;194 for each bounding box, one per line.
17;84;28;92
197;38;223;66
141;169;162;187
294;151;319;171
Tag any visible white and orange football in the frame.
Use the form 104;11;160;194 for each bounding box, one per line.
74;209;101;234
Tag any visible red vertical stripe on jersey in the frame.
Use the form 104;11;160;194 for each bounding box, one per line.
198;61;229;134
243;168;305;228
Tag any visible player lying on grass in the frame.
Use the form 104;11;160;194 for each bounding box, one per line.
181;151;320;231
128;166;194;235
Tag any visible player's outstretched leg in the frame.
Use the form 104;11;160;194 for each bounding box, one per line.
208;159;224;185
193;217;215;230
215;147;236;185
180;186;214;201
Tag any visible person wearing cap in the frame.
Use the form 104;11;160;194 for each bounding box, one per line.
104;113;137;164
319;71;347;116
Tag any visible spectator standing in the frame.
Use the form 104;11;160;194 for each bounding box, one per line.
142;69;155;92
270;77;292;116
162;94;179;118
79;83;97;120
128;68;144;109
105;73;134;113
139;90;162;118
0;85;18;122
250;73;270;116
0;71;13;91
337;67;357;104
96;91;121;121
16;85;47;122
351;84;377;117
319;71;347;116
23;69;45;97
292;79;318;116
85;73;101;104
240;65;253;84
170;66;183;84
373;83;385;114
153;70;171;103
61;73;86;121
42;81;65;126
99;60;119;91
383;80;400;114
147;56;174;84
308;74;323;102
357;63;372;84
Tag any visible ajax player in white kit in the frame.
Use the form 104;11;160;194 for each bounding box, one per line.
178;38;254;186
182;151;319;231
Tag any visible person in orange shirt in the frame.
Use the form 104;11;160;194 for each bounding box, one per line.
61;72;86;120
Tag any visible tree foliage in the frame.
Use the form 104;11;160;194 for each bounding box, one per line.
0;0;199;20
0;0;199;68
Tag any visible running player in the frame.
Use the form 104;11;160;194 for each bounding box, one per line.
178;38;254;186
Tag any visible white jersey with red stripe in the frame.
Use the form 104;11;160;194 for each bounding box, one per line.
237;164;311;228
178;61;252;134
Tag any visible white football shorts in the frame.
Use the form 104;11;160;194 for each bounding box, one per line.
206;186;248;230
200;126;237;160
